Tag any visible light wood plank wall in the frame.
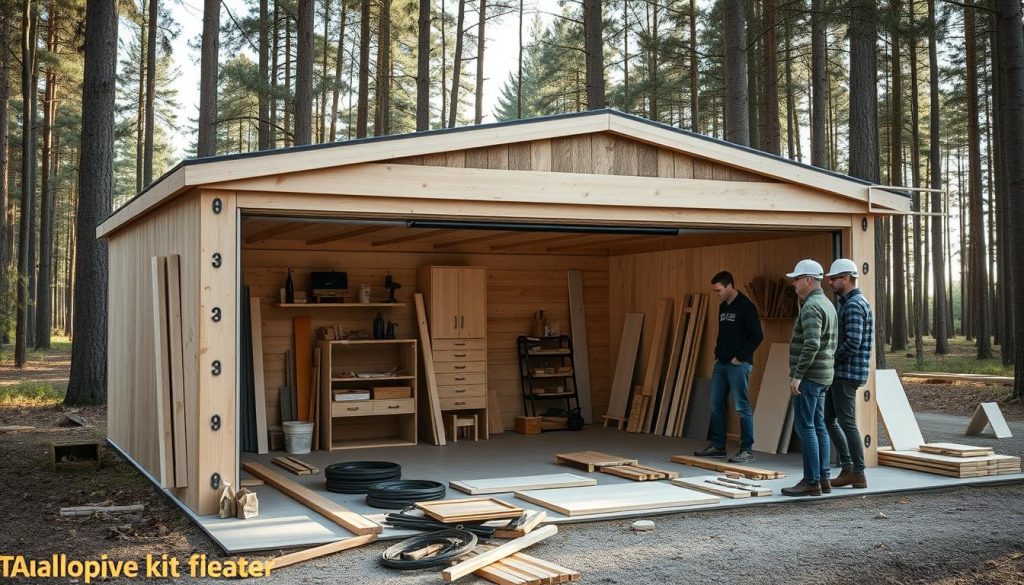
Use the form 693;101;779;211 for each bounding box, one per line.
609;232;834;434
242;248;610;430
392;132;778;182
107;192;200;498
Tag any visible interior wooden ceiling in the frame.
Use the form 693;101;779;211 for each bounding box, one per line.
241;216;818;256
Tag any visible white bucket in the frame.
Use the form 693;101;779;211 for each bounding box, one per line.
282;421;314;454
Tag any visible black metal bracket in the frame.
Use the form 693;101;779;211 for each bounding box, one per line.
212;253;222;268
211;360;222;376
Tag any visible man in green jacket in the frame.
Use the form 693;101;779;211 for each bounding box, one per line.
781;259;838;497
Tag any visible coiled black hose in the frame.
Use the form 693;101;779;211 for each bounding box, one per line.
365;479;446;509
324;461;401;494
383;509;496;537
379;529;478;570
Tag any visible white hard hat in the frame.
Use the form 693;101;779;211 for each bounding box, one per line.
826;258;859;278
785;259;824;280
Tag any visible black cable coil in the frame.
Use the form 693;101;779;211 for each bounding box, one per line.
384;510;496;537
324;461;401;494
379;529;478;570
365;480;447;509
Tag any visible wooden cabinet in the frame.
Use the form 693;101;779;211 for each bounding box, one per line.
420;266;489;438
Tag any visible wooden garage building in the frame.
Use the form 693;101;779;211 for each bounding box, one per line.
98;109;909;515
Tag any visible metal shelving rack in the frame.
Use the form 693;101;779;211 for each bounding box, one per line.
516;335;580;417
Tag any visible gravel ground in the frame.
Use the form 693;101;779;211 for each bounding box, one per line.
163;412;1023;585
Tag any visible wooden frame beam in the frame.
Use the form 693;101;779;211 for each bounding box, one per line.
305;224;387;246
371;228;447;247
244;221;307;244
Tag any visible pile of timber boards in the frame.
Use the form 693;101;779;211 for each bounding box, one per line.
670;455;785;481
878;445;1021;478
469;549;580;585
600;463;679;481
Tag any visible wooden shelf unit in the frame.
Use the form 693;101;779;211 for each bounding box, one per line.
318;339;418;450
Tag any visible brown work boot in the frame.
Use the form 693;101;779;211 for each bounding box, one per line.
781;480;822;497
832;468;868;489
820;478;832;493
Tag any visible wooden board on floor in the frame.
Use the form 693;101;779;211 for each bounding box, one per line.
669;455;786;480
241;462;382;535
271;534;378;570
966;402;1013;439
514;482;719;517
875;369;927;450
166;255;189;487
603;313;644;428
567;270;593;424
636;299;673;433
272;456;320;475
600;463;679;481
554;451;638;472
671;475;772;498
414;293;446;445
450;473;597;495
492;510;548;539
294;316;313;422
751;343;793;453
442;525;558;582
250;296;269;454
416;497;525;523
474;550;580;585
150;256;174;489
919;443;995;457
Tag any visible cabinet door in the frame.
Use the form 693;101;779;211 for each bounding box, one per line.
430;267;462;339
458;268;487;339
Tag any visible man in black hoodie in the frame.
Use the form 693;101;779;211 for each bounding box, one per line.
695;271;764;463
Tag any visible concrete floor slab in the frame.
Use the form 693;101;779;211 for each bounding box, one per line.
174;426;1022;553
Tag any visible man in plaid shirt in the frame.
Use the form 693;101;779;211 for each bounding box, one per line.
825;258;874;489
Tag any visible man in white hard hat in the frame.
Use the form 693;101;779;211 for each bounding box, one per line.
824;258;873;489
781;259;837;497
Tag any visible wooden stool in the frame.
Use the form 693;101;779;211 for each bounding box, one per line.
445;414;479;442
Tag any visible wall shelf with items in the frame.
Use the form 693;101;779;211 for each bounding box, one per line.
318;339;418;450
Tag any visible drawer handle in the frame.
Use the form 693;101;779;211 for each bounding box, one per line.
455;388;466;393
454;316;458;329
455;401;466;406
454;342;466;347
347;407;359;411
454;365;466;370
454;376;466;381
388;405;400;409
454;353;467;357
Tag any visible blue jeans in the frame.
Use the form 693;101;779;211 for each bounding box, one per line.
709;361;754;451
792;380;830;483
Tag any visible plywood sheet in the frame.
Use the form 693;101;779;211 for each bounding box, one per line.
605;313;644;425
294;316;313;422
450;473;596;495
514;482;719;517
875;369;926;450
966;402;1013;439
919;443;994;457
751;344;792;454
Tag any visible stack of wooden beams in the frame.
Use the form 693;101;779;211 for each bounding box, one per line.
747;276;797;318
554;451;637;472
470;550;580;585
600;463;679;481
878;445;1021;478
670;455;786;481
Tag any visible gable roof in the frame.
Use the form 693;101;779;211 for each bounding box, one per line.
98;109;909;238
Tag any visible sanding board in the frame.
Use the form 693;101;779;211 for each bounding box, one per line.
514;482;718;517
450;473;596;495
965;402;1013;439
751;344;792;453
875;369;926;450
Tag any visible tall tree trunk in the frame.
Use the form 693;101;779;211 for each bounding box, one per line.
36;1;56;349
0;0;11;347
689;0;697;131
723;0;749;145
889;0;908;352
583;0;604;109
331;0;348;140
849;0;883;366
197;0;220;156
909;2;923;363
760;0;780;154
784;9;795;160
26;31;37;350
416;0;430;129
318;0;330;143
746;0;759;147
992;0;1024;398
143;0;157;183
447;0;465;127
375;0;391;134
356;0;369;137
284;10;292;142
648;1;659;119
65;0;116;405
811;0;827;167
965;0;992;358
991;6;1014;365
15;0;36;367
294;0;313;144
516;0;523;117
474;0;484;123
270;0;279;146
258;0;270;149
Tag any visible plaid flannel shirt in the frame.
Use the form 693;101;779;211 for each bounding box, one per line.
834;288;873;386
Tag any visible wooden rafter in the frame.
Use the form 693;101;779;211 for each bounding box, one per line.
305;224;387;246
370;229;447;247
244;221;307;244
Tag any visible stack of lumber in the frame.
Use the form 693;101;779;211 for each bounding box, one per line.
662;294;709;437
271;456;319;475
470;549;580;585
747;276;797;318
600;463;679;481
416;498;525;523
627;300;673;432
554;451;637;472
670;455;786;481
878;445;1021;478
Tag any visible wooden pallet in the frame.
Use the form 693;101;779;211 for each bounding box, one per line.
473;550;580;585
600;463;679;481
272;456;320;475
554;451;638;472
669;455;786;480
416;497;524;523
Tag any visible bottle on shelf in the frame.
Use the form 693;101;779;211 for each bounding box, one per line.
285;268;295;304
